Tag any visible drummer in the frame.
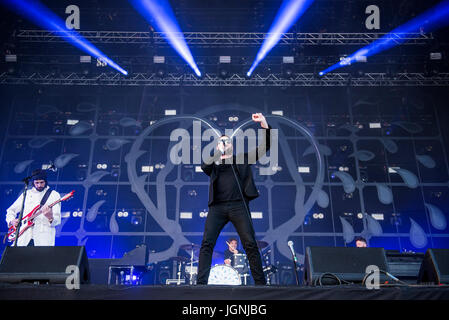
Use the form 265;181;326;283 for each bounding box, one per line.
224;238;241;266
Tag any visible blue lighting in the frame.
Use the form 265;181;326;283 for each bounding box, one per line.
130;0;201;77
319;0;449;76
247;0;314;77
1;0;128;75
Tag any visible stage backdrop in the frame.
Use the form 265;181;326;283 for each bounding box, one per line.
0;85;448;282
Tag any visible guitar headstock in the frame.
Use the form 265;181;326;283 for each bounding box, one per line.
61;190;75;201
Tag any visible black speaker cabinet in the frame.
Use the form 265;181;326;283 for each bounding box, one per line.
304;246;389;286
418;248;449;284
0;246;90;284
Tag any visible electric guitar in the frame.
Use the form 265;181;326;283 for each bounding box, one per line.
7;190;75;243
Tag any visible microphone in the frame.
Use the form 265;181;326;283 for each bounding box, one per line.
47;162;57;172
219;141;226;155
287;241;297;263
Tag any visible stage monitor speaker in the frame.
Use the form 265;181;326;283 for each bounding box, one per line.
0;246;90;284
304;246;389;286
418;248;449;284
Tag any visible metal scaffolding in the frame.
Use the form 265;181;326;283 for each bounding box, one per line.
2;72;448;86
16;30;433;46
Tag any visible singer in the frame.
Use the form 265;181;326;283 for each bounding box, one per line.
6;169;61;246
197;113;271;286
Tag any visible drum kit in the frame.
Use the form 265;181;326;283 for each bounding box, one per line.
168;240;277;285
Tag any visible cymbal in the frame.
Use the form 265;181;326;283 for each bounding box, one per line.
257;240;269;249
180;243;201;251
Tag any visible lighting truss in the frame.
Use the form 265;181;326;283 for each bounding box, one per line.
16;30;433;46
2;72;448;87
319;0;449;75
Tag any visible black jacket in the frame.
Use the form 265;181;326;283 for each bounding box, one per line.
201;125;271;206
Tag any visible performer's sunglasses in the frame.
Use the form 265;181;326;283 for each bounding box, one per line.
219;137;232;145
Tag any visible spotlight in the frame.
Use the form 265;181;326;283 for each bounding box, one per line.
339;55;351;66
50;65;60;77
429;52;442;60
5;54;18;75
426;51;443;76
5;54;17;62
154;56;165;64
154;56;166;78
156;67;165;77
424;62;439;77
219;68;228;78
96;57;108;67
351;65;365;77
131;216;142;225
282;56;294;78
6;65;16;75
80;56;91;63
108;126;119;136
282;56;294;64
81;66;90;76
80;55;92;75
218;56;231;79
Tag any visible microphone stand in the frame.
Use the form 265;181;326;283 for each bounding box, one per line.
12;174;34;247
288;244;300;286
291;255;300;286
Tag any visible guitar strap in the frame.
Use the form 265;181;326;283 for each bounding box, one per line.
40;188;53;207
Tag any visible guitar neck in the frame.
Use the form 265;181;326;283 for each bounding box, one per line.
48;198;62;209
30;196;61;219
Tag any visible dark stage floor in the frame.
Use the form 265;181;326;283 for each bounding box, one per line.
0;283;448;300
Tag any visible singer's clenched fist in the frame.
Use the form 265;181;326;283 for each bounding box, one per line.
252;113;269;129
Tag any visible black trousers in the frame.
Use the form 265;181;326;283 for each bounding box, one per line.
197;200;266;285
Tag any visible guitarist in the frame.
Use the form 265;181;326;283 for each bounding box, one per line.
5;169;61;246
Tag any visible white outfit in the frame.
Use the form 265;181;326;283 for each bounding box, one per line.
6;186;61;246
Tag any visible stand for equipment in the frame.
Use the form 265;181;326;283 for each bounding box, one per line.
11;174;35;246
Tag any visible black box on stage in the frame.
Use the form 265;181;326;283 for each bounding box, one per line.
418;248;449;284
88;258;114;284
304;246;389;286
385;251;424;283
0;246;90;284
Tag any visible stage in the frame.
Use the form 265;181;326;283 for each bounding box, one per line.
1;283;448;300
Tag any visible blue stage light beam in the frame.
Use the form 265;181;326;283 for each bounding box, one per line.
319;0;449;76
1;0;128;75
130;0;201;77
246;0;314;77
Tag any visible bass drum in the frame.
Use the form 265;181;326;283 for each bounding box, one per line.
208;264;242;285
